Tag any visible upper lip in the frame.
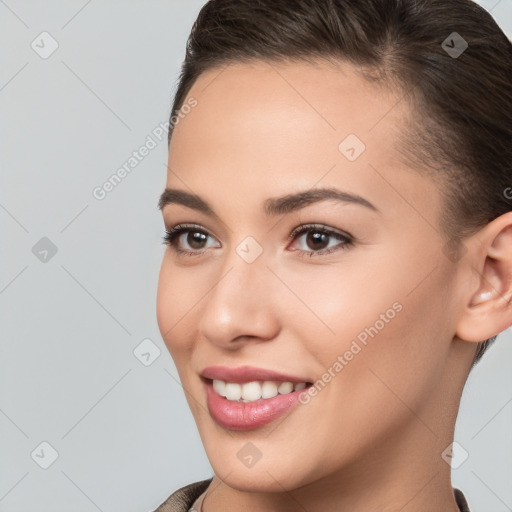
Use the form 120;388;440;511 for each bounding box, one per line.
201;365;311;384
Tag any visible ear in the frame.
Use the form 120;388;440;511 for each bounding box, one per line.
455;211;512;343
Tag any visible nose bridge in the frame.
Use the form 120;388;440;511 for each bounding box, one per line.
215;234;271;301
198;238;280;345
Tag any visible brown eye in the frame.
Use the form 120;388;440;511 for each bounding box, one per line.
288;224;353;257
304;231;330;251
186;231;208;249
163;224;221;255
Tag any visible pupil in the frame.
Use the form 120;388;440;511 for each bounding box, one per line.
307;232;328;250
188;231;206;249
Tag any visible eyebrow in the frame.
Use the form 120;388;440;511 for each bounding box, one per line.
158;187;378;217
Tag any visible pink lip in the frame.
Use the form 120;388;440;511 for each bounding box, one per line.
204;381;308;430
200;366;312;431
200;365;310;383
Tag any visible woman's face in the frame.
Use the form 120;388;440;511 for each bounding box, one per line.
157;59;471;491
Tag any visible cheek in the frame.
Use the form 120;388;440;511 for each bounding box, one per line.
282;249;451;389
278;256;406;352
156;258;173;343
156;255;196;355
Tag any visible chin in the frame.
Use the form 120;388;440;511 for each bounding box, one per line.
202;436;323;493
211;462;306;493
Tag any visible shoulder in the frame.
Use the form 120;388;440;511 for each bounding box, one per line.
153;478;213;512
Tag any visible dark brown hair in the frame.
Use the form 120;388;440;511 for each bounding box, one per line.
168;0;512;367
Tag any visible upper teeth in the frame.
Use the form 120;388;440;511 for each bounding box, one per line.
213;379;307;402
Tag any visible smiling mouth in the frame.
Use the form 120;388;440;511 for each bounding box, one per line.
206;378;313;402
201;373;315;430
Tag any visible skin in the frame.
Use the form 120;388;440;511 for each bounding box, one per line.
157;59;512;512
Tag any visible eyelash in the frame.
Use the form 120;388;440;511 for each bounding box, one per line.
162;223;353;258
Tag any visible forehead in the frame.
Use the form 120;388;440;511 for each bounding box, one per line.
167;59;440;227
172;58;406;160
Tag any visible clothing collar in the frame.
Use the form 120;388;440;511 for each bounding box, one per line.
153;478;471;512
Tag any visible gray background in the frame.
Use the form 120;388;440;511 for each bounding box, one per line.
1;1;511;511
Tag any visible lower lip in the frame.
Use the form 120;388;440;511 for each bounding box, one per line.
205;381;307;430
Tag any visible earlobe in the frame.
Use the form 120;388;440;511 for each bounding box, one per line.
455;212;512;343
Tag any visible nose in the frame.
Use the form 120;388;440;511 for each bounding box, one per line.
198;248;281;349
